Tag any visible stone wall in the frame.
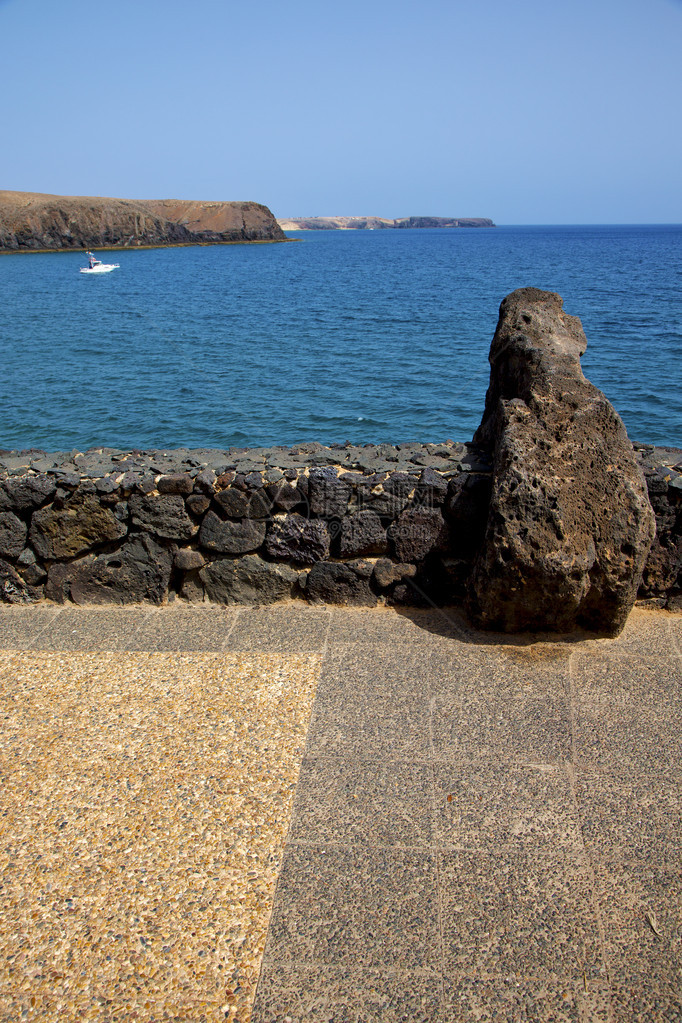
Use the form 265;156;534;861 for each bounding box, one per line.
0;440;679;613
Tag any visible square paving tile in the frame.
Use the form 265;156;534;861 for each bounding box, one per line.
264;844;440;972
574;769;682;867
431;682;572;765
289;757;435;848
27;607;152;650
593;861;682;987
572;652;682;771
121;604;238;650
252;964;445;1023
320;641;451;700
433;762;581;850
443;975;611;1023
326;606;465;646
305;691;432;760
226;605;330;652
0;606;61;648
439;846;604;982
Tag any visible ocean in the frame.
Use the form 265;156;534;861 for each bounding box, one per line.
1;225;680;451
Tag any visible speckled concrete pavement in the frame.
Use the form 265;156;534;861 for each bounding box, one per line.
0;604;681;1023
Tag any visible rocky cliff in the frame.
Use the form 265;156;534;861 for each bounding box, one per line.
277;216;495;230
0;191;286;251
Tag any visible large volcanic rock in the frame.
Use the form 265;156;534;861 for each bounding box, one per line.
468;288;655;636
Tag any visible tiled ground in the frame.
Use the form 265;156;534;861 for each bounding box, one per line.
0;603;680;1022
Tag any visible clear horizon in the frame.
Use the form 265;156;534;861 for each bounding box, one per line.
2;0;681;225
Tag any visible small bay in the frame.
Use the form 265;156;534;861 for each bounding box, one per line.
1;224;680;450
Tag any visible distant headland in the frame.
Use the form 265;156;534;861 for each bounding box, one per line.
0;191;286;251
277;215;496;230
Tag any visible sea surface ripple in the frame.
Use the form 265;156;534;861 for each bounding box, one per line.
1;224;680;450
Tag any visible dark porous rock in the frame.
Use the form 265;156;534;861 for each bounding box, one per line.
200;554;298;605
213;488;249;518
0;511;28;558
18;561;47;585
186;493;211;517
389;507;449;563
639;464;681;602
198;511;266;554
266;480;306;512
30;495;128;560
308;467;351;517
1;558;42;603
347;558;374;579
174;548;205;571
365;472;413;517
157;473;194;495
95;476;119;495
129;493;195;541
306;561;376;606
339;510;388;557
414;466;449;507
0;474;56;512
245;490;273;520
373;558;417;589
469;287;656;636
46;534;172;605
194;467;217;493
265;514;330;564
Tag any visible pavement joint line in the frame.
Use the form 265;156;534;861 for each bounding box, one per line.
219;605;242;650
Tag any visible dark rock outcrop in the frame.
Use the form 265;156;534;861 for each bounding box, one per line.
0;191;286;251
469;288;655;636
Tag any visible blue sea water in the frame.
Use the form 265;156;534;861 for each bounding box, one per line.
1;225;680;451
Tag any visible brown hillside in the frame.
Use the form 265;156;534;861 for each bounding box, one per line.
0;191;285;251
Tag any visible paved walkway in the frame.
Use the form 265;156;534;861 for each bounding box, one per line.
0;603;680;1022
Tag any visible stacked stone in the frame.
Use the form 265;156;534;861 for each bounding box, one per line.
635;444;682;610
0;440;494;607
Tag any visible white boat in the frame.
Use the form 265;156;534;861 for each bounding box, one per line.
80;251;120;274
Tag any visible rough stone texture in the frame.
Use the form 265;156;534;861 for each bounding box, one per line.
129;493;195;541
266;480;306;512
389;507;449;563
0;474;56;512
200;555;298;605
156;473;194;495
638;455;682;606
373;558;417;588
173;548;205;571
198;512;266;554
0;512;28;558
45;534;172;605
339;511;388;558
0;558;42;603
0;423;678;617
30;495;127;559
308;468;350;518
213;488;249;518
265;514;330;565
469;288;656;636
306;562;377;606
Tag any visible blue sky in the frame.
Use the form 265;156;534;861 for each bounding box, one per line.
2;0;680;223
